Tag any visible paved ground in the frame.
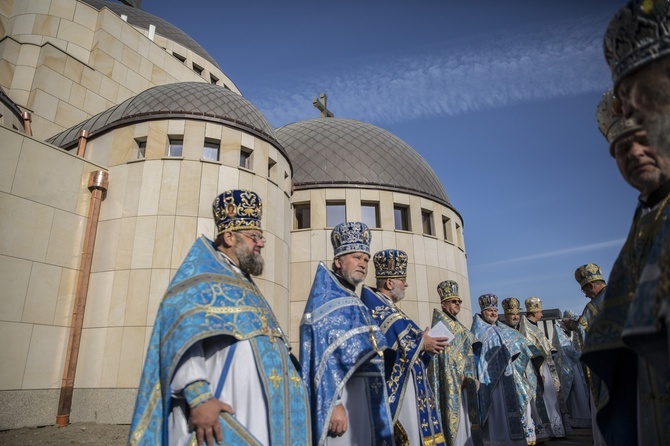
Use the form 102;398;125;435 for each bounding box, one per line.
0;423;593;445
550;428;593;445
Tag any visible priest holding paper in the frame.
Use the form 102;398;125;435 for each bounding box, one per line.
361;249;448;446
428;280;482;446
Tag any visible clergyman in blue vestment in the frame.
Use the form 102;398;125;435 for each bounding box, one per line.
361;249;448;446
300;222;394;446
129;190;310;446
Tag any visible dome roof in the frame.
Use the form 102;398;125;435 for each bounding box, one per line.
80;0;221;71
276;118;452;208
47;83;285;159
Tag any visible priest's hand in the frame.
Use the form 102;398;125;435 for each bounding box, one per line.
328;404;348;437
189;398;234;446
422;328;450;354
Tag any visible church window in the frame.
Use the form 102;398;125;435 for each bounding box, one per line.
135;138;146;159
394;205;410;231
240;147;252;169
294;203;311;229
203;139;220;161
268;158;277;180
193;63;204;76
168;137;183;157
422;209;434;235
210;74;219;85
361;202;379;229
326;201;346;228
442;216;453;242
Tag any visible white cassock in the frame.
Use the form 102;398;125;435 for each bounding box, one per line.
540;362;565;438
567;363;591;428
481;383;528;446
453;389;474;446
397;369;421;445
169;338;269;446
327;375;373;446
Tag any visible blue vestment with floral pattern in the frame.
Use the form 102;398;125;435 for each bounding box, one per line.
128;236;310;445
361;286;446;446
299;263;394;446
471;315;526;441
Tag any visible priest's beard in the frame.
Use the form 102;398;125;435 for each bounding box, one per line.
234;240;264;276
644;112;670;154
390;286;406;303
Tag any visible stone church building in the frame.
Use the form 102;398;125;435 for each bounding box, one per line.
0;0;469;428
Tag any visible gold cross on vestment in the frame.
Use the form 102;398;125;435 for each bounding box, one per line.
269;368;282;389
290;375;302;388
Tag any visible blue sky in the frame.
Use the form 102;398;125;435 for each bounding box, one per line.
141;0;634;315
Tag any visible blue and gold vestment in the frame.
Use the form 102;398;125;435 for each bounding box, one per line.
470;315;528;442
128;236;310;445
299;263;394;446
582;195;670;446
427;309;482;446
553;325;591;428
361;287;446;446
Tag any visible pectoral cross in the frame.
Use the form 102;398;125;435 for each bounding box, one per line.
313;93;334;118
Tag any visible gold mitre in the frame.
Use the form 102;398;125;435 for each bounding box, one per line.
501;297;521;315
525;296;542;313
574;263;604;288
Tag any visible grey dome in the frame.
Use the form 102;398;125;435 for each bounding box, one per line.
80;0;221;71
277;118;451;207
47;83;285;159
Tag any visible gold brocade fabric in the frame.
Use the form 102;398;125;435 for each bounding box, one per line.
427;309;480;446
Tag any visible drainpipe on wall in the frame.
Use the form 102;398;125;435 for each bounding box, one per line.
76;130;89;157
21;112;32;136
56;170;109;427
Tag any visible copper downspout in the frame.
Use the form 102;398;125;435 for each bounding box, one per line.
21;112;32;136
76;130;89;157
56;170;109;427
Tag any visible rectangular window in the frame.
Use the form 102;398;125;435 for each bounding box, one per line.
268;158;277;180
210;74;219;85
135;139;146;159
422;209;434;235
168;137;183;157
394;205;410;231
203;139;220;161
192;63;204;76
326;201;346;228
361;202;380;229
456;222;464;248
294;203;311;229
442;216;453;242
240;147;252;169
172;52;186;63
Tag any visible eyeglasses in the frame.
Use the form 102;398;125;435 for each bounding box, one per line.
449;299;463;304
239;232;266;244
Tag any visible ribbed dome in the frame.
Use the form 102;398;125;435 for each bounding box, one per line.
47;83;283;157
277;118;451;207
80;0;221;71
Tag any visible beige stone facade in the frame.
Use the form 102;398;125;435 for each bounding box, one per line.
0;0;237;141
0;0;471;430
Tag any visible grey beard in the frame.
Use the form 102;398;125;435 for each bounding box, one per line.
235;245;264;276
340;269;364;287
390;286;405;303
644;112;670;154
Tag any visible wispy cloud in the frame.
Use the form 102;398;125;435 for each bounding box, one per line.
477;239;626;268
247;13;612;127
